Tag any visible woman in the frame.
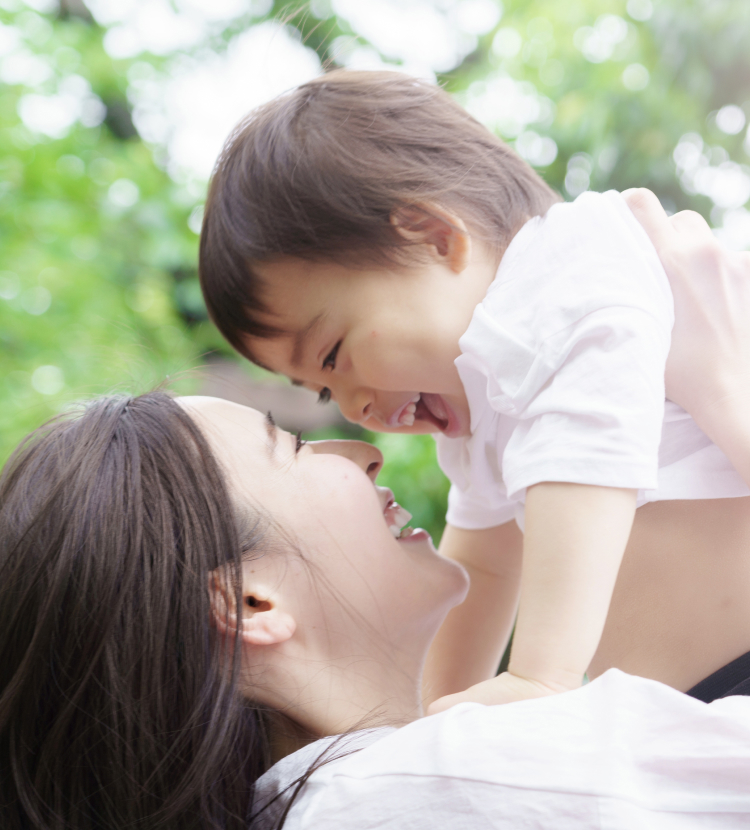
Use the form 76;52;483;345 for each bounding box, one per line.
1;198;750;829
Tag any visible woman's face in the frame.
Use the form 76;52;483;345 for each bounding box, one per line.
180;397;468;661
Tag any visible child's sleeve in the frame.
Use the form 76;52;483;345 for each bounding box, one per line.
435;412;519;530
456;191;674;501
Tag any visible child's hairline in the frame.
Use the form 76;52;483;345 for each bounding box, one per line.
226;244;417;368
228;318;290;372
222;212;512;372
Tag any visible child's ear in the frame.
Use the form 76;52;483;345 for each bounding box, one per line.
209;570;296;647
390;203;471;273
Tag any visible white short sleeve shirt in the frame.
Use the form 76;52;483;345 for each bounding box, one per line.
435;191;749;530
254;670;750;829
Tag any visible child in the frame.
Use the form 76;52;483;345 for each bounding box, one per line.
198;70;750;709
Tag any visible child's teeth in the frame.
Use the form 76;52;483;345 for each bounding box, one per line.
399;402;417;426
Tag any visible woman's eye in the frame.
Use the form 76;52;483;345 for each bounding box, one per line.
322;341;341;371
318;387;331;404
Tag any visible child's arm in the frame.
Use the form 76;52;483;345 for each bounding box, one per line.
422;521;523;706
428;482;636;712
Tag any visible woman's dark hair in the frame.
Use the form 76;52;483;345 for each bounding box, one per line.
199;69;561;362
0;392;276;829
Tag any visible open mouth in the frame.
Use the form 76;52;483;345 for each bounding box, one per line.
383;496;414;539
415;394;450;432
390;393;450;432
382;493;429;542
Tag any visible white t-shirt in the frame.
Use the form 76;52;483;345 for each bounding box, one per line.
253;670;750;829
436;190;749;530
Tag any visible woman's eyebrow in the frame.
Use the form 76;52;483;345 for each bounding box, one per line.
264;411;278;457
264;412;297;458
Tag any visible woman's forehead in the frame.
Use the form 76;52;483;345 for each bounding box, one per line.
178;395;263;423
177;396;269;450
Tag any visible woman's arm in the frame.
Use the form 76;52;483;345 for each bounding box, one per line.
624;188;750;486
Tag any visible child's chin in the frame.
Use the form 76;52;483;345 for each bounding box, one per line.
376;421;443;435
407;420;443;435
363;414;469;438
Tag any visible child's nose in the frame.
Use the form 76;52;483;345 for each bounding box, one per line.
338;388;374;426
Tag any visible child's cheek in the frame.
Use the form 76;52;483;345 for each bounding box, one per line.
352;333;410;389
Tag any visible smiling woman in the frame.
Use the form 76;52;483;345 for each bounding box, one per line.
182;395;466;740
2;390;750;829
0;390;467;829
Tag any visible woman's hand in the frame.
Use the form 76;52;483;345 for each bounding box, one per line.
624;188;750;425
624;188;750;485
427;670;568;714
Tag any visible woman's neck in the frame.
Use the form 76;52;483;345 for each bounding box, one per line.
248;649;425;762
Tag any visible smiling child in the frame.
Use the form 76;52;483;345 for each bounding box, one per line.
198;70;750;710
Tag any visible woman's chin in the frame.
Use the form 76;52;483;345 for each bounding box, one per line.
398;528;470;604
395;527;432;545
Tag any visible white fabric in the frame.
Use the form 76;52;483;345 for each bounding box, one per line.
435;190;749;530
254;670;750;829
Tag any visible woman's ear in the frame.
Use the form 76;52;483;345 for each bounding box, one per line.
209;570;296;646
390;203;471;273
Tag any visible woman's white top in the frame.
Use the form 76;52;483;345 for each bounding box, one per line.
435;191;749;530
253;670;750;829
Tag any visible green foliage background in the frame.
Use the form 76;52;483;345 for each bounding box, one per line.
2;0;749;541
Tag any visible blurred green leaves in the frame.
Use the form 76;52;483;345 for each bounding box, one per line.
0;4;224;458
2;0;749;543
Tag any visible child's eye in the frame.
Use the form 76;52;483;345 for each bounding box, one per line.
295;430;307;453
318;387;331;404
322;341;341;371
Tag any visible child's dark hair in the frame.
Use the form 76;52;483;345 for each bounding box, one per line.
199;69;561;361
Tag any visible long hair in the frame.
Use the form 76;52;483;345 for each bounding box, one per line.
199;69;561;361
0;392;275;829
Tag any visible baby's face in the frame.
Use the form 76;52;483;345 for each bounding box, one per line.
245;256;483;438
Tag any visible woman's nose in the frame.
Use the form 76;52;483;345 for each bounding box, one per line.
307;439;383;481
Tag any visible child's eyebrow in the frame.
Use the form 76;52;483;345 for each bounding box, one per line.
291;312;328;368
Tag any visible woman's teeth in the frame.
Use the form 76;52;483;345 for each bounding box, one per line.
387;504;413;537
398;395;421;426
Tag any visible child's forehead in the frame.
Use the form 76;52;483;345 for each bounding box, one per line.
257;256;364;288
254;260;376;325
242;330;296;376
254;260;331;319
239;288;329;366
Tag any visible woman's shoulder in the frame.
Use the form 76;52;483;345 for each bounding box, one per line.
252;728;394;829
265;672;750;829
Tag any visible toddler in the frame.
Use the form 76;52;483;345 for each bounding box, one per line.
198;70;749;708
